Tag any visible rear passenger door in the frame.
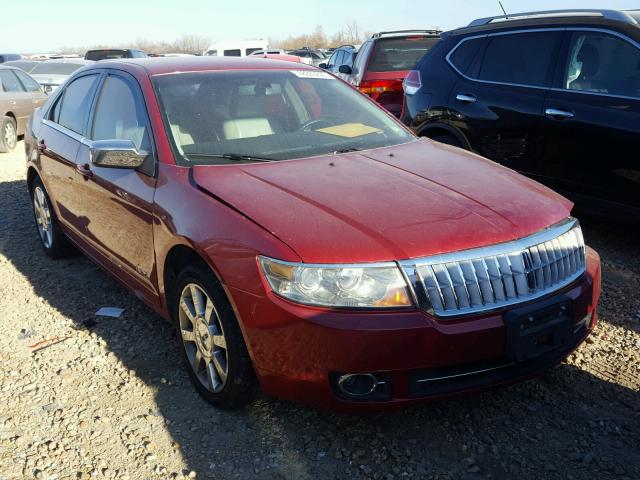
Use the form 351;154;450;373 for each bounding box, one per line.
542;29;640;211
448;29;562;175
74;71;158;300
38;73;101;236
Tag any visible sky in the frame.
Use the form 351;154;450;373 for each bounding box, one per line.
3;0;639;53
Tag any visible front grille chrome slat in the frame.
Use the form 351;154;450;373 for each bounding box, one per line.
401;218;586;318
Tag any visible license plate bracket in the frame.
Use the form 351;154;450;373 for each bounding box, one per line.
505;295;573;362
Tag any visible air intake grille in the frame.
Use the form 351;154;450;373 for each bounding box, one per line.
400;218;586;317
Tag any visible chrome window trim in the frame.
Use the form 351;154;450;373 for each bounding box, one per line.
399;217;586;318
42;118;85;143
446;26;640;99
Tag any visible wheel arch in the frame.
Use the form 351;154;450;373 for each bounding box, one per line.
161;242;227;323
26;166;40;193
416;121;472;150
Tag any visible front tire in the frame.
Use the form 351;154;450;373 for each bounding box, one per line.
30;177;76;258
0;116;17;152
174;264;256;409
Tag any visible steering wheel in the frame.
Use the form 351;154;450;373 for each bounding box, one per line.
299;117;337;132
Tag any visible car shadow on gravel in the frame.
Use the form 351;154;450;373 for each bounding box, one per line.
1;177;639;480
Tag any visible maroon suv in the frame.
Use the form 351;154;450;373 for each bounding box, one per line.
342;30;441;117
25;57;601;411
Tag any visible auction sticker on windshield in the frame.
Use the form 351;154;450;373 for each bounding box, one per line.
290;70;334;80
316;123;383;138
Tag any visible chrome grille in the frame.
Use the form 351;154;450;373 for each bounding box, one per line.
400;218;586;317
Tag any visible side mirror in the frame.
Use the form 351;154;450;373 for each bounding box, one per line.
338;64;352;74
90;139;149;169
318;62;328;69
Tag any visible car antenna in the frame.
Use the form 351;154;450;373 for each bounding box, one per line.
498;1;509;18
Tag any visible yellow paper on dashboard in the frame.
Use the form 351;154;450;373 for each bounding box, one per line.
316;123;382;138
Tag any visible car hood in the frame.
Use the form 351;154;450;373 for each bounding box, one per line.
192;138;573;263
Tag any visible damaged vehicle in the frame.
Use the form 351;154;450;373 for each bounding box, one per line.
25;57;601;411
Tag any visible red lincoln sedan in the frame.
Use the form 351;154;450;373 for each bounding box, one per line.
25;57;601;411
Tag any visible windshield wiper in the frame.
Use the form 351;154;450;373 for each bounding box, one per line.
334;148;362;154
184;153;274;163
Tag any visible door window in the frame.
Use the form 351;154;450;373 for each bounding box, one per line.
327;51;338;69
334;50;346;67
352;41;371;74
91;75;150;151
0;70;24;92
13;70;42;92
449;37;486;74
478;31;561;87
564;31;640;98
54;74;99;134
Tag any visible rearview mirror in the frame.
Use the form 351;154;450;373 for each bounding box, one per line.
318;62;328;69
338;64;352;74
89;139;149;169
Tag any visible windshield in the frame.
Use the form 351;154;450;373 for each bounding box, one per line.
153;69;413;165
368;36;440;72
31;63;85;75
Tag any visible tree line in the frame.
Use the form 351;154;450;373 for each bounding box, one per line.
57;22;370;55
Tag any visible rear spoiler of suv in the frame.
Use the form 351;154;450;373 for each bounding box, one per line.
468;9;638;27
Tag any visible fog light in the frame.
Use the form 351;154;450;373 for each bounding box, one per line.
337;373;379;397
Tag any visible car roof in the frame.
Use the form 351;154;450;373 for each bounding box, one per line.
82;56;318;76
454;9;639;35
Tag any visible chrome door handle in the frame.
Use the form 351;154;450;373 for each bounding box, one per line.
76;163;93;179
456;93;477;103
545;108;574;119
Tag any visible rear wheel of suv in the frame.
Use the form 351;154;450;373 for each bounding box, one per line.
174;264;256;409
0;116;17;152
430;133;463;148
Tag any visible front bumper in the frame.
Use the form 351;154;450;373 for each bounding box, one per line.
229;247;601;412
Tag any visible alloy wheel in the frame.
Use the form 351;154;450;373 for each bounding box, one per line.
33;186;53;249
178;283;229;393
4;122;16;150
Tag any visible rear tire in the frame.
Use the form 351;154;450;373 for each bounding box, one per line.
0;116;17;153
30;177;76;258
174;263;256;409
430;133;463;148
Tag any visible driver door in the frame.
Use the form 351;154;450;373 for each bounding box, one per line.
73;72;159;302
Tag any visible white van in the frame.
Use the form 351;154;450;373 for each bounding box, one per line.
203;40;269;57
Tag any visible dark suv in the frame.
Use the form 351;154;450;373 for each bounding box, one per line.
84;49;147;61
342;30;440;117
402;9;640;216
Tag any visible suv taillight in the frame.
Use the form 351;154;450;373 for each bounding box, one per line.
359;79;404;96
403;70;422;96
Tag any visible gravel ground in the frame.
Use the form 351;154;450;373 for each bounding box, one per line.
0;142;639;480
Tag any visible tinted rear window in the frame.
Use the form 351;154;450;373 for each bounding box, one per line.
85;50;128;60
32;63;85;75
368;36;440;72
478;32;561;87
224;49;241;57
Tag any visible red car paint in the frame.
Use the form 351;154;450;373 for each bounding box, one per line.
25;57;601;412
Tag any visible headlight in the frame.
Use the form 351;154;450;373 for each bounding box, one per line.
258;256;413;308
